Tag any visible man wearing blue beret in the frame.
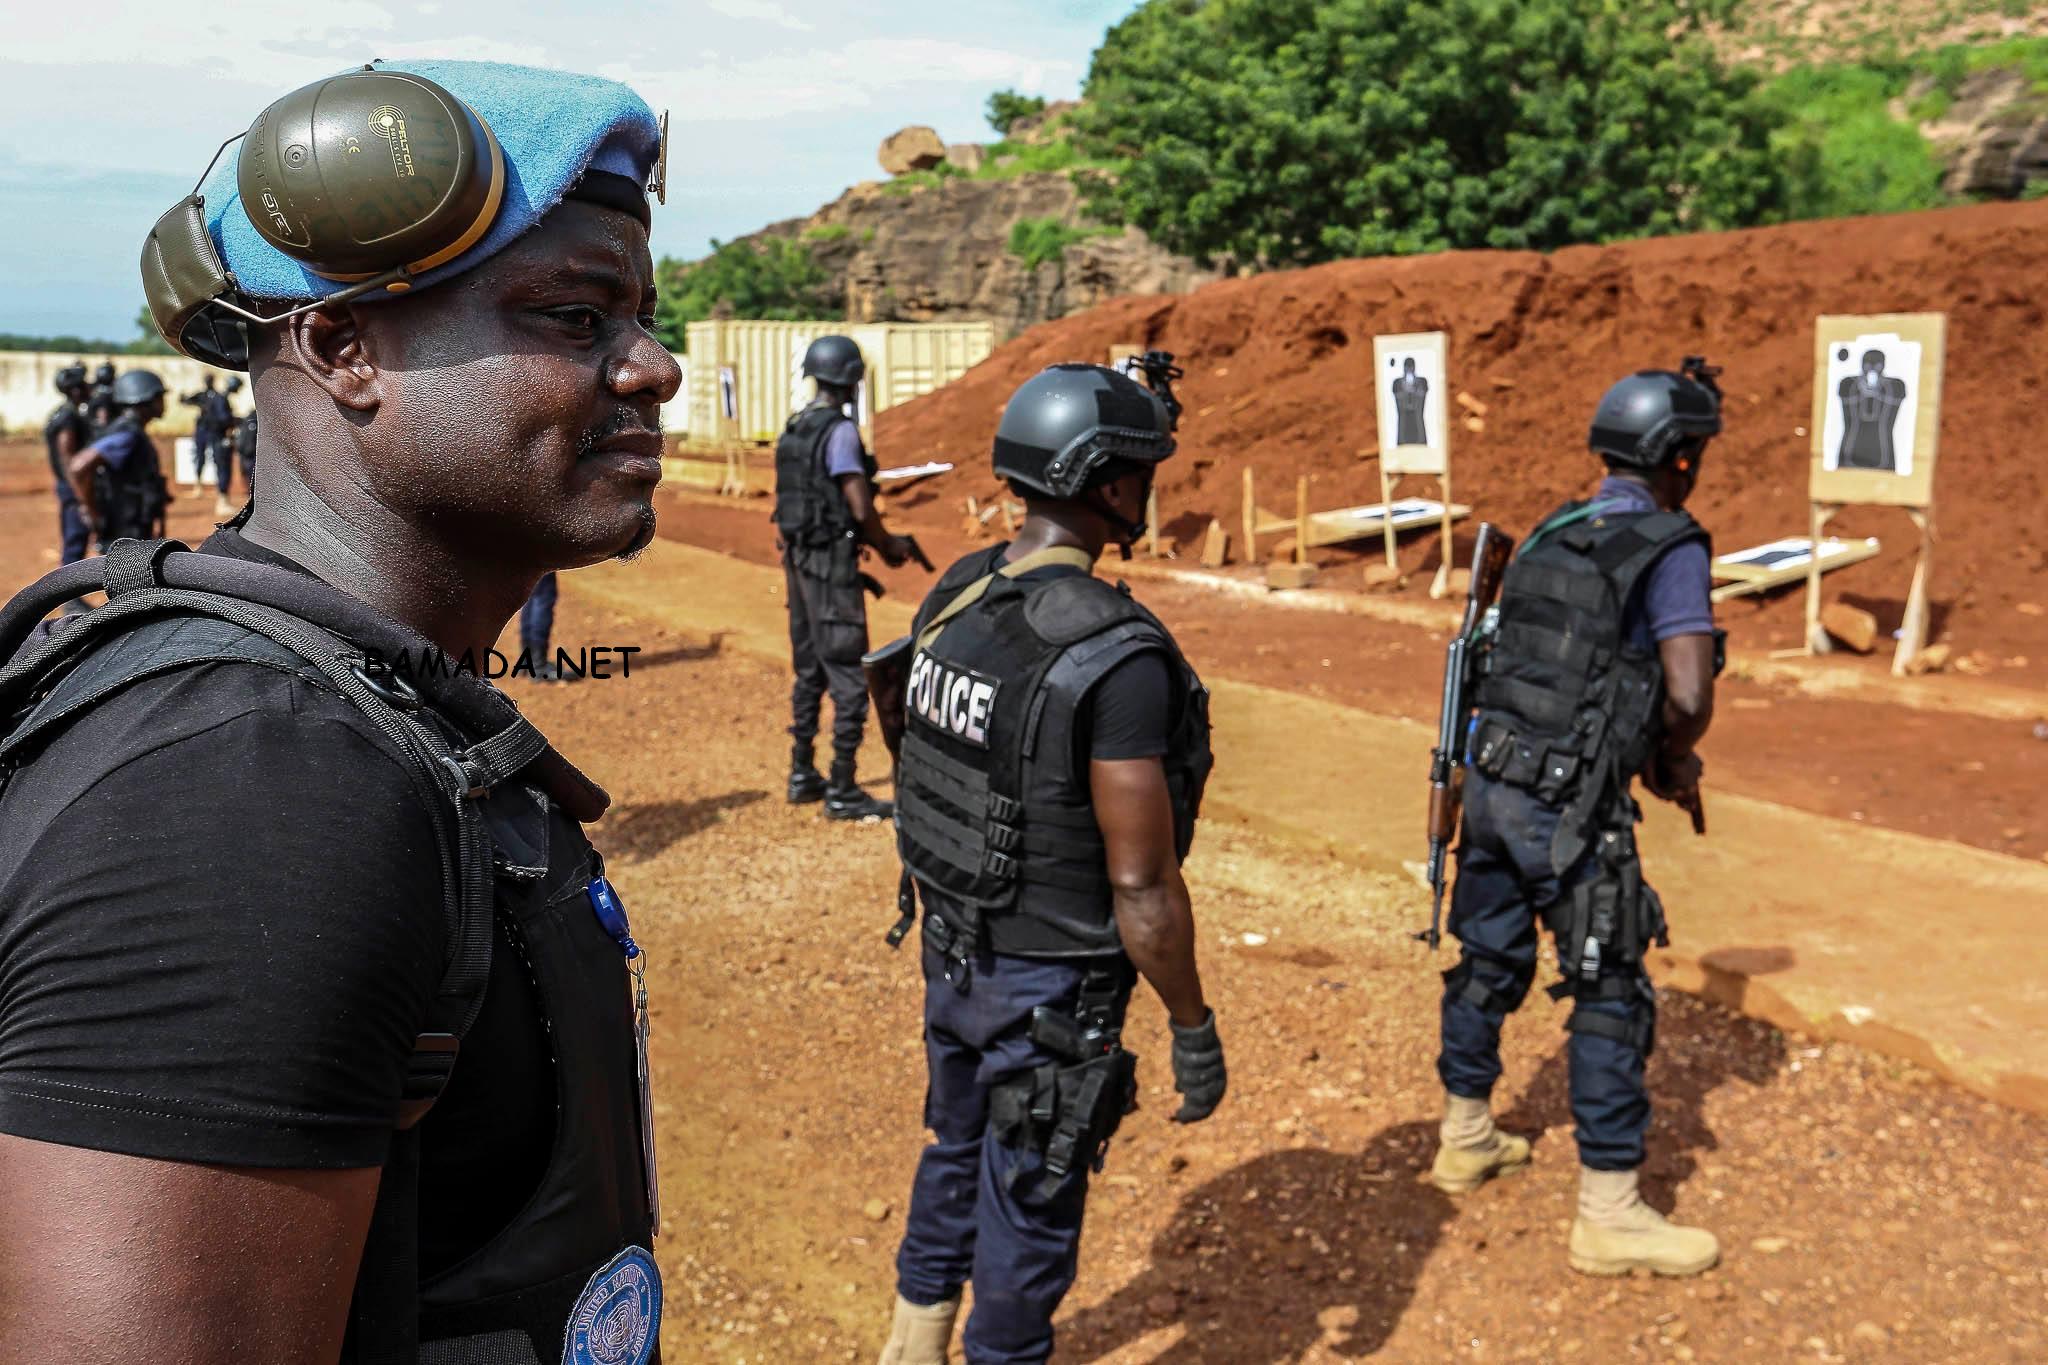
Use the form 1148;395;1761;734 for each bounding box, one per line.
0;60;678;1365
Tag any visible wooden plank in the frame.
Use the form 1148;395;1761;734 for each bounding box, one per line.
1710;533;1877;604
1894;507;1934;677
1298;501;1473;551
1242;467;1257;562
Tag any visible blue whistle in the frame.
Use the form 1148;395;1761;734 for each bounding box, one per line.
585;877;640;960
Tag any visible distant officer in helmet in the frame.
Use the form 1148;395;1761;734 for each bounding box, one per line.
1429;357;1725;1278
217;375;253;505
44;364;94;573
772;333;932;821
871;357;1227;1364
181;373;233;497
86;361;119;434
68;367;173;549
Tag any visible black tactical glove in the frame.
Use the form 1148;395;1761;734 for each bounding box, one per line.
1169;1010;1227;1123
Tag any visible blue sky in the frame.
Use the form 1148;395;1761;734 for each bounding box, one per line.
0;0;1143;342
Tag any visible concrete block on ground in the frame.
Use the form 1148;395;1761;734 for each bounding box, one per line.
1266;561;1318;591
1821;601;1880;654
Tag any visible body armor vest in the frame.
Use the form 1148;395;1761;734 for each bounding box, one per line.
88;414;168;543
772;404;874;548
0;545;659;1365
1468;502;1708;864
44;402;89;488
895;546;1213;957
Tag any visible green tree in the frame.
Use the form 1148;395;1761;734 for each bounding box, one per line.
652;237;838;351
986;89;1049;136
1760;66;1944;220
1071;0;1788;268
126;304;175;356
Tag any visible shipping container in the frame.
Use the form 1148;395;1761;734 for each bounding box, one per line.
681;319;995;447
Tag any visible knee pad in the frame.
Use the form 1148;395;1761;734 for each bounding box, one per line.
1443;955;1535;1017
1564;973;1656;1057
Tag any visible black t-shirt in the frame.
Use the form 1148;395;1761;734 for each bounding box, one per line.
1011;564;1175;766
0;530;552;1275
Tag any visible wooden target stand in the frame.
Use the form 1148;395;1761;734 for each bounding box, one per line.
1803;313;1945;675
716;362;746;496
1374;332;1458;598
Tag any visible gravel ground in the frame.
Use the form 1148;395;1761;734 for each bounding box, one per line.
516;590;2048;1365
3;453;2041;1363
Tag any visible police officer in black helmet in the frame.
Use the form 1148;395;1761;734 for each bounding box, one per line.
44;364;94;572
773;333;931;821
67;367;173;549
1429;358;1725;1279
872;359;1227;1364
86;360;119;434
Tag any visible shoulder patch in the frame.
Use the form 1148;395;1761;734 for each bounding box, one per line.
563;1246;661;1365
1023;574;1143;646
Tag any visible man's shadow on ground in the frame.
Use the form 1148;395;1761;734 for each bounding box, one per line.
1058;993;1788;1362
594;790;766;863
627;631;727;672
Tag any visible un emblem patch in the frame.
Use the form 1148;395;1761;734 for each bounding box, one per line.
563;1246;661;1365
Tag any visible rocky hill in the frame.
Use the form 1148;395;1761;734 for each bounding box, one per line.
725;108;1216;339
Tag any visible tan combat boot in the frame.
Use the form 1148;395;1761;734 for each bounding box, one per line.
1429;1092;1532;1194
877;1293;960;1365
1568;1166;1719;1277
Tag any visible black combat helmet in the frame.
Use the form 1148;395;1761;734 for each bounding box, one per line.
54;364;88;395
1588;357;1723;469
225;376;244;393
112;369;167;407
992;362;1177;501
801;334;866;388
93;361;117;385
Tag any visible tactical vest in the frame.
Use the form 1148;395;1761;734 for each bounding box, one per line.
1468;502;1708;865
772;404;874;548
895;546;1213;957
89;415;168;543
44;401;89;487
0;541;660;1365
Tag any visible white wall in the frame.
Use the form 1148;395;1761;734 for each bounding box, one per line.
1;350;239;437
3;349;694;437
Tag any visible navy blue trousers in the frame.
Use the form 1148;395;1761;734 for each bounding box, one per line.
896;936;1128;1365
783;546;869;764
192;424;225;483
55;483;90;565
1436;774;1654;1171
520;572;558;662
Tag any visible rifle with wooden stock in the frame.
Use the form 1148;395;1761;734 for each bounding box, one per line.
1419;523;1516;950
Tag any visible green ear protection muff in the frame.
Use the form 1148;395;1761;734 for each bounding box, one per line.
141;66;505;370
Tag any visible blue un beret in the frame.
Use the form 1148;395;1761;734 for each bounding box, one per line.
200;59;661;303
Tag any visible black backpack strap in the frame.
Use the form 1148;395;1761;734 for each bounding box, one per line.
2;543;499;1073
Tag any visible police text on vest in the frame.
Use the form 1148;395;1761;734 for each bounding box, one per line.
907;650;1000;748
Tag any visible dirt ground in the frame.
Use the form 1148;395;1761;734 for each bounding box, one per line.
4;442;2046;1363
649;489;2048;864
872;198;2048;674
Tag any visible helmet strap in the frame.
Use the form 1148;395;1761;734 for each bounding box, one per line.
1085;479;1148;560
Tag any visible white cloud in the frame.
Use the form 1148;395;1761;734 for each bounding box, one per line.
0;0;1140;338
607;38;1080;123
705;0;814;31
